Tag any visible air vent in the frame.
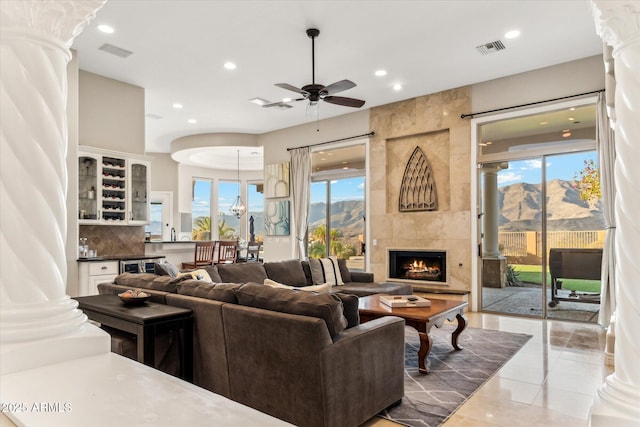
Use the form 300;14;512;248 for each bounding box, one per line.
98;43;133;58
145;114;163;120
475;40;506;55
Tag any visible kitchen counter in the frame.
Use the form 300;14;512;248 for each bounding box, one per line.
77;255;165;262
145;240;196;244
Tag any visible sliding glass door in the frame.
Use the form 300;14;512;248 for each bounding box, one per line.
477;100;602;322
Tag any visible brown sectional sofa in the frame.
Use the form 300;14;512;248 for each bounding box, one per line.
97;259;409;427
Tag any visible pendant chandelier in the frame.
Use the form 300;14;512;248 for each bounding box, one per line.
231;149;246;218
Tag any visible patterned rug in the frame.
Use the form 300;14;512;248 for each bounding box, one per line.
379;324;532;427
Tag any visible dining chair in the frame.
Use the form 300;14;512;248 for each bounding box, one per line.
182;240;215;269
216;240;238;264
245;242;262;262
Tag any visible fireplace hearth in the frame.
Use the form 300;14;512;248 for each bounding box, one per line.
388;250;447;283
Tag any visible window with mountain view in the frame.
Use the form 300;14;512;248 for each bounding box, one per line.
308;144;366;270
478;101;602;321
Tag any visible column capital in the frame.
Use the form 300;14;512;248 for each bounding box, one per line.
0;0;106;49
591;0;640;52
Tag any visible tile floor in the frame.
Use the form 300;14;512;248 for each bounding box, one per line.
362;311;610;427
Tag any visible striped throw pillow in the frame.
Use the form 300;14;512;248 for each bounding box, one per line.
309;256;344;286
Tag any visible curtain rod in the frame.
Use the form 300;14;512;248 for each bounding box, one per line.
460;89;605;119
286;131;375;151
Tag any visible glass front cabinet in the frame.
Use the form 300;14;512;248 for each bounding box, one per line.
78;147;150;225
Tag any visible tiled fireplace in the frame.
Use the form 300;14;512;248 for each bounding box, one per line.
388;249;447;284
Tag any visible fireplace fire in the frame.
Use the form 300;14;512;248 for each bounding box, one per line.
388;250;446;283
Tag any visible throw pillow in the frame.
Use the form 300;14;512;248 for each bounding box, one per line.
263;278;331;294
154;262;179;278
308;256;344;286
263;259;308;286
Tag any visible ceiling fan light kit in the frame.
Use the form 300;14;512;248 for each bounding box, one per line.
264;28;365;110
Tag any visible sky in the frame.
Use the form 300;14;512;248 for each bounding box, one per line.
496;150;597;187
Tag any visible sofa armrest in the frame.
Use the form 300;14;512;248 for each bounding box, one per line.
320;316;405;426
350;271;374;282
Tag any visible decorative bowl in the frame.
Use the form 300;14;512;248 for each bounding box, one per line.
118;290;150;306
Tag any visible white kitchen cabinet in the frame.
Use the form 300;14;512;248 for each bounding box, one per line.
78;260;119;296
78;146;150;225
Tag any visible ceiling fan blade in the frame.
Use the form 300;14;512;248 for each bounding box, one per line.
275;83;309;96
323;79;356;95
262;101;293;109
323;96;365;108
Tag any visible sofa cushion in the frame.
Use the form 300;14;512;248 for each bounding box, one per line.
337;258;352;283
235;283;348;338
177;280;243;303
217;262;268;284
264;279;331;294
114;273;179;293
203;265;222;283
332;293;359;328
154;261;180;278
308;257;344;286
263;259;308;287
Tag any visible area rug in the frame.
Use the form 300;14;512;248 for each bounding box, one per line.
379;324;532;427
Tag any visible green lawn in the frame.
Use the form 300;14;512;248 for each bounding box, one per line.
512;264;601;293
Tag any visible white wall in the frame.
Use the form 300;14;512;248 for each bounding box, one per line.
471;55;604;112
148;153;180;236
78;71;145;155
257;109;370;261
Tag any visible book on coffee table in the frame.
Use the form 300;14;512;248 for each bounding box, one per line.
379;295;431;308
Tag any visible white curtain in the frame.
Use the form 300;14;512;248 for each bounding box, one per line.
290;147;311;259
597;91;616;327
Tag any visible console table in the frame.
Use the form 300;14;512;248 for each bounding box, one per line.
74;294;193;381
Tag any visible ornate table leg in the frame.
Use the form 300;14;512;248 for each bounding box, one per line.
451;311;467;351
418;330;433;374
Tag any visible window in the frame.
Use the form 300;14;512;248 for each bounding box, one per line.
218;181;239;240
192;178;212;240
308;144;366;270
248;182;264;242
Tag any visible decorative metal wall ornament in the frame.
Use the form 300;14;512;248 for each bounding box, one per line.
399;146;437;211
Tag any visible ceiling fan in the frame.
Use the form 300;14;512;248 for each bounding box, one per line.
264;28;365;109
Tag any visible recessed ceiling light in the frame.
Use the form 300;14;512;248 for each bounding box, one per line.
188;119;197;124
568;117;574;121
504;30;520;39
172;103;183;109
224;62;237;70
318;151;325;154
562;131;572;137
282;98;292;103
97;24;114;34
393;84;402;91
570;107;576;111
249;97;269;106
375;69;387;77
343;166;349;170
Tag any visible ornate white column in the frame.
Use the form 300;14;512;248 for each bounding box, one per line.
0;0;108;375
590;1;640;426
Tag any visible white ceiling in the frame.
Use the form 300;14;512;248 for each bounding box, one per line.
72;0;603;157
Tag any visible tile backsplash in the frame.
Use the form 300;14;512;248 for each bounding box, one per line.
79;225;145;257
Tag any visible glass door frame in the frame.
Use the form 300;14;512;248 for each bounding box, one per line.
470;96;598;313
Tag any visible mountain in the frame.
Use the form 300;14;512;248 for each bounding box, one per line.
309;200;365;240
498;179;604;231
